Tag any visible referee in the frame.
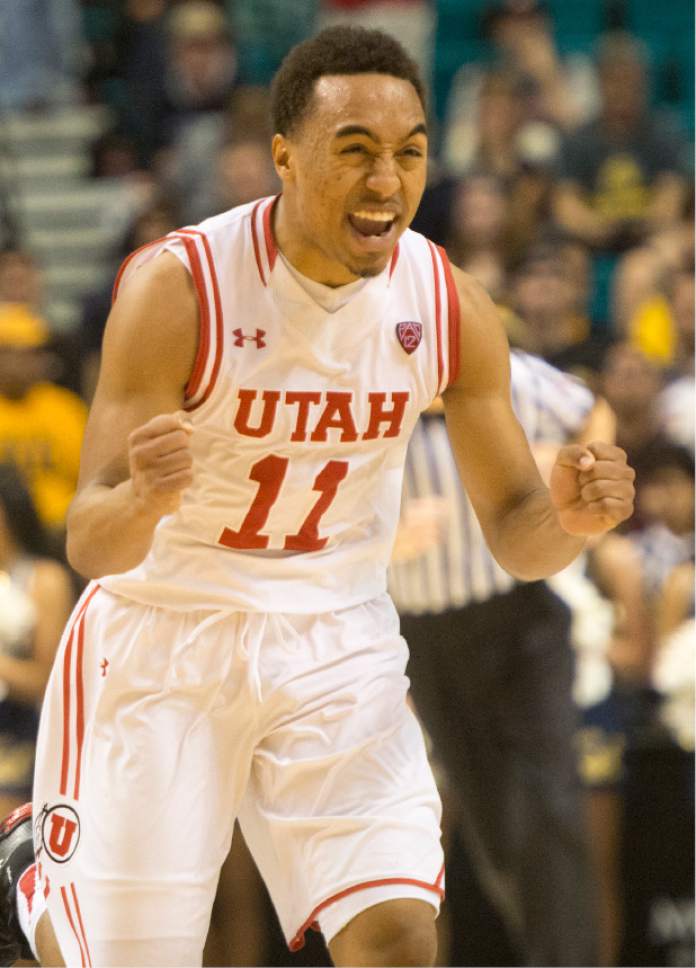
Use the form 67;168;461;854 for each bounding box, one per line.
390;350;614;967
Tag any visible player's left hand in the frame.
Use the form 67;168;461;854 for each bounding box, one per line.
550;441;635;536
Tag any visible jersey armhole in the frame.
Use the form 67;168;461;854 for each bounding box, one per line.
111;230;224;412
436;245;461;388
169;231;224;411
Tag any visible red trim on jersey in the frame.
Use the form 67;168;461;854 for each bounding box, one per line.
59;584;99;798
72;616;87;800
436;245;461;386
59;627;74;797
71;883;93;968
389;242;400;279
111;234;172;304
250;199;267;286
61;885;90;967
262;196;278;271
289;871;445;952
427;241;444;393
193;231;224;407
178;235;211;403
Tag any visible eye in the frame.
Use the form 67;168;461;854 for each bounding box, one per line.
400;146;423;158
340;144;369;155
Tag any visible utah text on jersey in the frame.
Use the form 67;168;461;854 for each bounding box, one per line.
102;196;459;613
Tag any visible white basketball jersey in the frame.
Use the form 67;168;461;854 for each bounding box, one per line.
101;197;460;612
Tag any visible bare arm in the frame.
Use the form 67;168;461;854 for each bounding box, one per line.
66;252;198;578
442;268;634;581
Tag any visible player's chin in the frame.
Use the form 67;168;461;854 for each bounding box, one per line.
344;248;392;279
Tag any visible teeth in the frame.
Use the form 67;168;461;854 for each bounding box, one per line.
351;211;395;222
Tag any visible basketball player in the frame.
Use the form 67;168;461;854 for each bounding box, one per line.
0;26;635;968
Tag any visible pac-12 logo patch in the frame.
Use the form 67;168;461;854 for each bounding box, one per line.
396;321;422;354
41;804;80;863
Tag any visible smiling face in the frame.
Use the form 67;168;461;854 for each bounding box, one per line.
272;73;427;286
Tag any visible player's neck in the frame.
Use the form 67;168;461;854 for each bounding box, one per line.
273;197;360;289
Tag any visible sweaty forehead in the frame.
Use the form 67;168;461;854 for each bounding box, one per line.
307;73;425;139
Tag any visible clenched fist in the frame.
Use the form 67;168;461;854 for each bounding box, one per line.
550;441;635;536
128;413;194;517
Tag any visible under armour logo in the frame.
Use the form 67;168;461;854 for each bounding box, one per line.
233;328;266;348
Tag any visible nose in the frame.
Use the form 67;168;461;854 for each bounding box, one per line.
365;152;400;199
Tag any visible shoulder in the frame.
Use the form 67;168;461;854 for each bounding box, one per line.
444;263;511;394
110;250;198;353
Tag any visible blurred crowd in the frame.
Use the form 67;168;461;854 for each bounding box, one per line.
0;1;692;966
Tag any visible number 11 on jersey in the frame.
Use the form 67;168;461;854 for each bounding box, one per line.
218;455;349;553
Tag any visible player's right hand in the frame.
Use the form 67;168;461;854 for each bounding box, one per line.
128;413;194;517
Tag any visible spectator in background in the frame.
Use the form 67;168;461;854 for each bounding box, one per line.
118;0;237;167
204;136;280;218
480;0;599;129
318;0;434;82
553;33;688;253
611;218;693;358
0;462;74;817
0;305;86;538
656;263;695;453
445;69;526;180
445;173;511;299
442;0;597;178
0;0;82;112
0;250;42;312
630;442;694;601
509;240;610;375
175;86;279;222
598;343;668;478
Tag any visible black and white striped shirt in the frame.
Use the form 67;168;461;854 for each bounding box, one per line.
389;351;595;615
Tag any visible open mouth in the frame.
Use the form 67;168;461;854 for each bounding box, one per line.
347;210;397;238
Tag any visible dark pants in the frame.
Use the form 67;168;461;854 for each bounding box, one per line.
401;582;599;967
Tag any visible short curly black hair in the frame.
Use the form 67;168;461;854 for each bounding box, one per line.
271;25;426;136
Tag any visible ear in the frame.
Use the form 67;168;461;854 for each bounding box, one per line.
272;134;293;183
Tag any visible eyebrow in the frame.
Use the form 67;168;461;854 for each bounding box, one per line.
334;123;427;141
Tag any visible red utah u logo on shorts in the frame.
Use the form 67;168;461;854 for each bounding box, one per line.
41;804;81;863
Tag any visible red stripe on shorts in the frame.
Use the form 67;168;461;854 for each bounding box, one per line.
59;627;75;797
71;883;93;967
289;871;446;951
59;584;100;799
72;615;87;800
61;885;89;967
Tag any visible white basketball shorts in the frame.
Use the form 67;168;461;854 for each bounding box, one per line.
32;582;444;967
